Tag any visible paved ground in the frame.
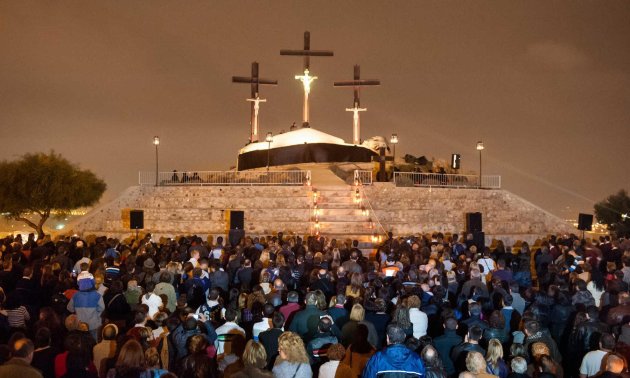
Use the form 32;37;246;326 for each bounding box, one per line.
309;166;348;186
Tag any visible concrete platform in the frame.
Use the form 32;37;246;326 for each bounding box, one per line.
69;169;576;246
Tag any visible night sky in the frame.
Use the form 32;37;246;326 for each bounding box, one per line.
1;1;629;220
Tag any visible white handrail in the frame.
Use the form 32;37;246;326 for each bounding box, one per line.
353;170;373;185
139;170;311;186
393;172;501;189
354;177;387;237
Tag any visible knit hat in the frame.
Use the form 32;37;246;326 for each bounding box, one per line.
144;258;155;270
512;331;525;344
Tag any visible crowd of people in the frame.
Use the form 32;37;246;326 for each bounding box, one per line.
0;230;630;378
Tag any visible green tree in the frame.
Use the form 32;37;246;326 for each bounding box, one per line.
594;189;630;236
0;152;106;238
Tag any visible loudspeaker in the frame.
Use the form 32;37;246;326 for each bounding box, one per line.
130;210;144;230
473;231;485;251
578;213;593;231
466;212;483;233
451;154;461;170
229;211;244;230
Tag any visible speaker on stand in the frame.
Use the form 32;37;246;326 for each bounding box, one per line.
466;212;484;251
577;213;593;239
130;210;144;240
228;210;245;247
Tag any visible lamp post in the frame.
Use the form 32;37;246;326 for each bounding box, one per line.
390;133;398;172
476;141;484;188
153;136;160;186
266;132;273;172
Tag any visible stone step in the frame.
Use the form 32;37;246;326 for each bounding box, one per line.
316;221;376;233
316;202;356;209
313;190;354;198
316;214;373;222
312;185;351;191
314;202;361;209
317;194;355;201
314;232;379;240
316;217;369;223
313;208;367;217
312;207;371;221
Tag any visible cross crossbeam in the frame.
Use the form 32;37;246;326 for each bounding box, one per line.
281;31;333;127
232;62;277;143
334;65;380;144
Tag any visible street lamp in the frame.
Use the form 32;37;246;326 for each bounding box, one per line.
390;133;398;172
476;141;484;188
153;136;160;186
266;132;273;172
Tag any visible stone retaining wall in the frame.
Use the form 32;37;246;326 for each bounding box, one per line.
70;183;575;245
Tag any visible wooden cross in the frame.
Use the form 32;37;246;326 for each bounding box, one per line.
232;62;278;143
280;31;334;127
334;65;380;144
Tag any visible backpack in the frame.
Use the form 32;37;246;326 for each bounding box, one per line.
51;292;69;315
187;281;205;309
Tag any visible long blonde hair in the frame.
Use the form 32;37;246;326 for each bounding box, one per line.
349;304;365;322
486;339;503;368
278;331;309;364
259;250;270;267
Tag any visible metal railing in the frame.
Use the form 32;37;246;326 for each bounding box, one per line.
355;184;388;237
353;170;373;185
393;172;501;189
139;170;311;186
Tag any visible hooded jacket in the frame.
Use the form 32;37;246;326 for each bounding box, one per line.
67;288;105;331
362;344;425;378
172;320;217;359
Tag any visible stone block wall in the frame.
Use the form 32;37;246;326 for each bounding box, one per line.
71;186;313;238
363;183;575;245
71;183;576;245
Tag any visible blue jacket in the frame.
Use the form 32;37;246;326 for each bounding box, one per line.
362;344;425;378
67;289;104;331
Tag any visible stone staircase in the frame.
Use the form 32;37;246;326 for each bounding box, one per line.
69;167;575;249
312;185;379;254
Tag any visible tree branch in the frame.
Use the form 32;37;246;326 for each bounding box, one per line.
15;216;38;230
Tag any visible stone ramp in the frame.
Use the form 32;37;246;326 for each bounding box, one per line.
309;168;348;186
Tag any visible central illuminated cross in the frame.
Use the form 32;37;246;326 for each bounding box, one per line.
295;69;317;124
281;31;333;127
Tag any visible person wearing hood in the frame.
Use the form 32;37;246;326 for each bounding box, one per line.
67;273;104;340
172;314;217;360
362;324;425;378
